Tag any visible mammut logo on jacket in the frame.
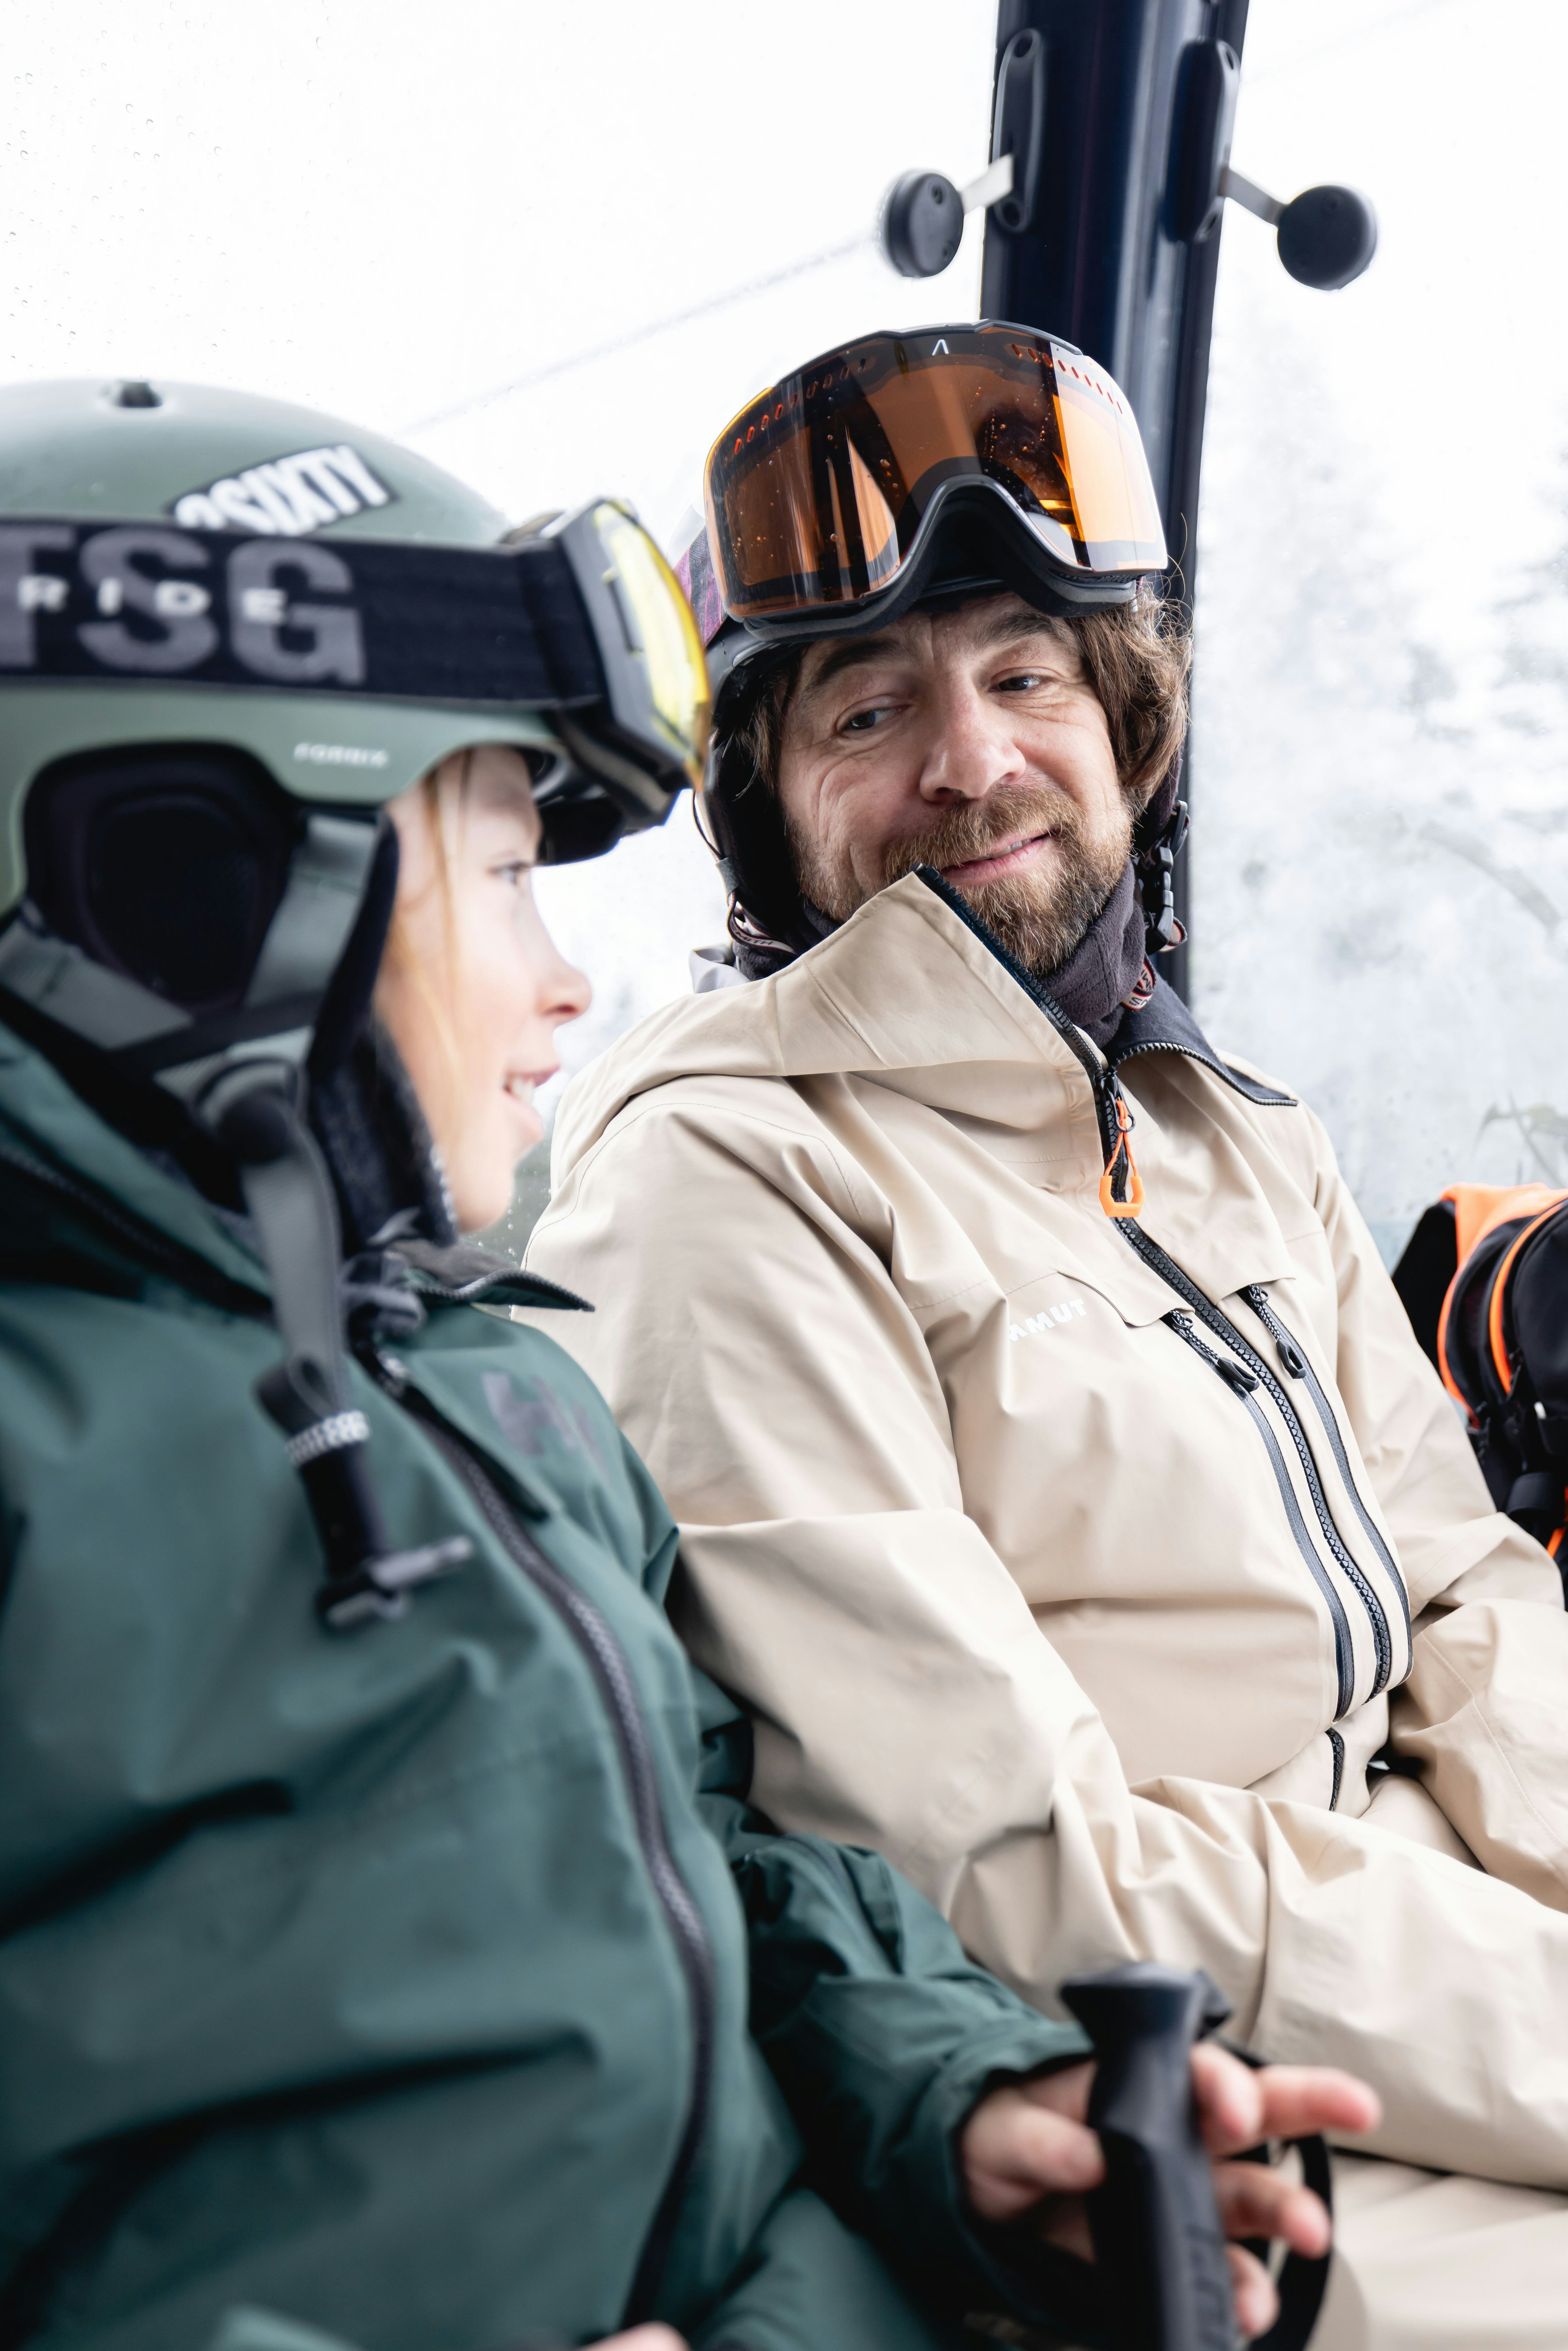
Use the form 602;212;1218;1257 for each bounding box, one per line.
1009;1297;1088;1342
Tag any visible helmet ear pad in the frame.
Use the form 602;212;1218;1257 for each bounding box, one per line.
23;745;303;1018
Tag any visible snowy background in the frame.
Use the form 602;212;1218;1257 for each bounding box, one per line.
2;0;1563;1261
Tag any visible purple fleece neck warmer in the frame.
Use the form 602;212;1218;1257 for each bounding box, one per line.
1038;859;1150;1047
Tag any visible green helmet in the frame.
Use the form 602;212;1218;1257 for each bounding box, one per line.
0;374;639;915
0;376;710;1627
0;374;706;1114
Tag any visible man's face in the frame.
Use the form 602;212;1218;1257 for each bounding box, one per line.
773;592;1131;976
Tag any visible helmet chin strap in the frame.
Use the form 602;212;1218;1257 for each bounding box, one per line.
0;811;472;1631
1133;750;1189;956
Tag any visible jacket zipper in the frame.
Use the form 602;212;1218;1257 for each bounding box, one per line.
1240;1284;1412;1673
1326;1728;1345;1810
916;871;1396;1703
1124;1206;1393;1695
365;1353;716;2326
1164;1310;1355;1715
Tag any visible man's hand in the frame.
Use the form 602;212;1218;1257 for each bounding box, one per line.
961;2046;1380;2342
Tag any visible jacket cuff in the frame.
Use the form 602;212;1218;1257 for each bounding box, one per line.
878;2026;1111;2346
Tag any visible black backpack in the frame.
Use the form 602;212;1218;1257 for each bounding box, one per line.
1393;1184;1568;1586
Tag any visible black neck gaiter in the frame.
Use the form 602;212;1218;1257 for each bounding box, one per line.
1037;859;1150;1048
1038;760;1184;1047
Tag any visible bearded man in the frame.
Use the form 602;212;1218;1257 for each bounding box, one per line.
525;325;1568;2346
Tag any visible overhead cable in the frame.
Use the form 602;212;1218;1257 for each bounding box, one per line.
404;232;874;439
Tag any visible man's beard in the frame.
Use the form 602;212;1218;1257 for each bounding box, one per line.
787;783;1133;980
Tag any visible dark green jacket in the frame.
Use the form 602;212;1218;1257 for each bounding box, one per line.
0;1024;1096;2351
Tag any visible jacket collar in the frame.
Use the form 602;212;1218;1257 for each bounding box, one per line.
552;871;1293;1189
0;1022;581;1316
1108;974;1295;1108
0;1018;272;1298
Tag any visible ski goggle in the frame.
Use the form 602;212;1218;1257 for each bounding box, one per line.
702;323;1166;632
0;498;710;817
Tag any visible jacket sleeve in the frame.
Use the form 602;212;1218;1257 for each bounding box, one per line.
1302;1106;1568;1908
527;1091;1568;2198
691;1683;1107;2344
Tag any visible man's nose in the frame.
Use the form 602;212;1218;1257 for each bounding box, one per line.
915;678;1021;804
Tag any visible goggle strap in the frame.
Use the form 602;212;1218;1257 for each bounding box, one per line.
0;518;609;710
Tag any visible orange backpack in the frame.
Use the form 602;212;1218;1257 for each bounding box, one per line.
1393;1184;1568;1578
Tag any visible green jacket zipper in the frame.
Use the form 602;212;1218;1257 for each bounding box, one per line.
366;1353;716;2327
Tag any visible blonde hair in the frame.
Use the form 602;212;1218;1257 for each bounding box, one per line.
374;748;476;1106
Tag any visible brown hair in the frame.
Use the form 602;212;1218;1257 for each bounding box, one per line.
738;588;1191;810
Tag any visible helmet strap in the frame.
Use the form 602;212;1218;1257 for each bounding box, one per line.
0;804;471;1630
217;1080;470;1630
1138;794;1189;953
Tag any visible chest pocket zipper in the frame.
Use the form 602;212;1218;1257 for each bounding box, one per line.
1131;1222;1394;1702
1165;1311;1356;1717
1241;1284;1413;1677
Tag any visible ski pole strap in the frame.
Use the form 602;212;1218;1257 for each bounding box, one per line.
1221;2041;1333;2351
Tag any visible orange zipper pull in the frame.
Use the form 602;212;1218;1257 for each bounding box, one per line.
1099;1091;1145;1219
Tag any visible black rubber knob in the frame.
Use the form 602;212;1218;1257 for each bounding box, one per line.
881;170;965;279
1276;185;1378;290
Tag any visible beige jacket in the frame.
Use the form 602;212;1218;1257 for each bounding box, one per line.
526;872;1568;2189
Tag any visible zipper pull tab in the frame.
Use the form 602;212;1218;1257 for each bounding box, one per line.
1244;1283;1306;1377
1098;1087;1145;1220
1213;1354;1260;1395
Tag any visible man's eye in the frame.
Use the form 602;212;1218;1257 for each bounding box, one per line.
841;706;888;734
998;670;1048;693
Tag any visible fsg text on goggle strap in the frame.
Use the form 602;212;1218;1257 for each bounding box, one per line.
0;520;614;706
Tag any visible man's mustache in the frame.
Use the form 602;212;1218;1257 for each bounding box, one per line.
882;788;1083;885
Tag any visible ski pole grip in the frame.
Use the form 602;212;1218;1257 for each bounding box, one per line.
1061;1962;1237;2351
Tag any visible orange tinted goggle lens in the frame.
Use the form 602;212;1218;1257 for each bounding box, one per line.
703;327;1166;621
